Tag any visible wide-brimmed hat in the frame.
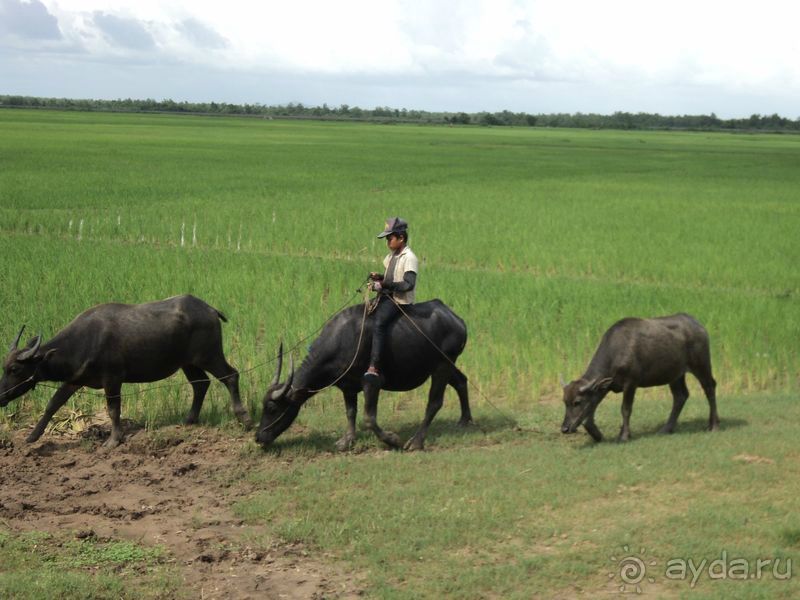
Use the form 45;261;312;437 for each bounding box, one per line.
377;217;408;238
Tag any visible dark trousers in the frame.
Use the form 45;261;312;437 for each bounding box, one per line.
369;296;402;369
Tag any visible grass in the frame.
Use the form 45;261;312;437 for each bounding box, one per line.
235;392;799;598
0;109;798;597
0;530;181;600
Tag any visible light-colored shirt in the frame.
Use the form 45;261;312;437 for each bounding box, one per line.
383;246;419;304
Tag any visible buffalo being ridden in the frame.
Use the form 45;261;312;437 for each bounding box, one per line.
257;299;472;451
561;313;719;442
0;295;250;449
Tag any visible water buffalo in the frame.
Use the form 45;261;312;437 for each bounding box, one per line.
561;313;719;442
256;299;472;451
0;295;250;448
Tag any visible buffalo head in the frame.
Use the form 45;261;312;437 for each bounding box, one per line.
0;326;53;407
560;376;613;436
255;344;298;447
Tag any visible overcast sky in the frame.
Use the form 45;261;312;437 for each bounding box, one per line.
1;0;798;118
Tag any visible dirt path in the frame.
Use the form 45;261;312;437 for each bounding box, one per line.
0;422;363;599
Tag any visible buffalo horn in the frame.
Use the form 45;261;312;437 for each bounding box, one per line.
286;354;295;388
18;334;42;362
9;325;25;352
559;373;567;388
273;354;295;399
271;341;284;388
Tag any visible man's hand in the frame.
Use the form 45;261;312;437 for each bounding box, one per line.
369;272;384;281
371;281;383;292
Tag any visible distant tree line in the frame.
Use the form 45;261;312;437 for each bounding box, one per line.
2;94;798;132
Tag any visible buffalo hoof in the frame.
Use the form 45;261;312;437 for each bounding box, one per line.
26;431;43;444
658;424;675;434
381;431;403;449
403;436;425;452
616;434;631;443
184;415;199;426
102;437;122;451
708;422;720;432
457;417;474;428
335;433;355;452
237;414;253;430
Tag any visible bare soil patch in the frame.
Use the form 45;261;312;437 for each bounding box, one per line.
0;420;363;599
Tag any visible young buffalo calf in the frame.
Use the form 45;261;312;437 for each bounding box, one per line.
561;313;719;442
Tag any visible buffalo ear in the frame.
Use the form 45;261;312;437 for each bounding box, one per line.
578;377;613;394
592;377;614;392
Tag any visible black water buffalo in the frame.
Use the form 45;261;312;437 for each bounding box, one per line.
256;299;472;451
0;295;250;448
561;313;719;442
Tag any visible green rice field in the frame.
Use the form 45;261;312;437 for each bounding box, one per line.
1;110;797;411
0;109;798;598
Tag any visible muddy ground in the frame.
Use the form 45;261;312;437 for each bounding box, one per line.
0;419;363;599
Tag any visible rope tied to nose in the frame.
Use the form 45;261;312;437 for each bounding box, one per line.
0;375;36;400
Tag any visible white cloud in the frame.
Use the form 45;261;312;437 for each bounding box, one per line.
1;0;797;117
0;0;62;40
91;11;154;49
175;18;228;50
